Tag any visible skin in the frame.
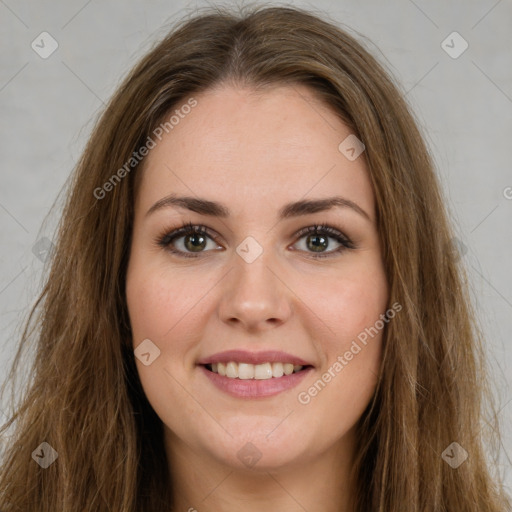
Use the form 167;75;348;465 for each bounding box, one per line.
125;83;389;512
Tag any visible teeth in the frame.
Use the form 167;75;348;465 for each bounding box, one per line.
238;363;254;379
254;363;272;380
209;361;305;380
226;361;238;378
272;362;284;378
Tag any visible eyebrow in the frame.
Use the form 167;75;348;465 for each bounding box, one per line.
146;194;371;221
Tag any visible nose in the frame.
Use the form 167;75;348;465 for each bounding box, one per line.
217;246;292;332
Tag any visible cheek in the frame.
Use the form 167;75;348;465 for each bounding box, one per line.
293;259;387;408
125;266;205;421
126;263;211;342
295;261;388;344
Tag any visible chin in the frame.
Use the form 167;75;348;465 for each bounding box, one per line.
198;421;312;471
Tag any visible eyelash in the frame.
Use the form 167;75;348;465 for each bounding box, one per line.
155;221;355;259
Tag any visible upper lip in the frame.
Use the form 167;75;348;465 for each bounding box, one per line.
197;350;314;367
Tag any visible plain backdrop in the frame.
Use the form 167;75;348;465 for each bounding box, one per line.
1;0;511;493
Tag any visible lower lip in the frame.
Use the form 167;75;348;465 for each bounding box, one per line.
199;365;314;398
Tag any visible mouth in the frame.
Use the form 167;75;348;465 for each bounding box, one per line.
197;349;315;398
202;361;314;380
198;362;314;399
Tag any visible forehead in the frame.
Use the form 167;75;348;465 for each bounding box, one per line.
135;84;375;221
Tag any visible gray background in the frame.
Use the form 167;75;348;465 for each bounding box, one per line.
1;0;511;492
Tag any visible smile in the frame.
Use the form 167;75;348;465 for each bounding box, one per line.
199;363;313;398
206;361;307;380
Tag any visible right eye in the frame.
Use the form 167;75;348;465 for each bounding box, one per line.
156;222;223;258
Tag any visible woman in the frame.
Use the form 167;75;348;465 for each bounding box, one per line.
0;5;509;511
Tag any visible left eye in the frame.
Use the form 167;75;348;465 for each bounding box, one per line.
156;222;355;259
292;224;355;258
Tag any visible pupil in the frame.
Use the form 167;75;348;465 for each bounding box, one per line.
308;234;327;252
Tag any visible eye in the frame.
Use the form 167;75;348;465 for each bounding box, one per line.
155;222;222;258
292;223;355;259
155;221;355;259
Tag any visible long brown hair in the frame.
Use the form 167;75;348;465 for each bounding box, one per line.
0;5;509;511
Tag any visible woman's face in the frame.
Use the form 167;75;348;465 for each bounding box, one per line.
126;84;388;472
